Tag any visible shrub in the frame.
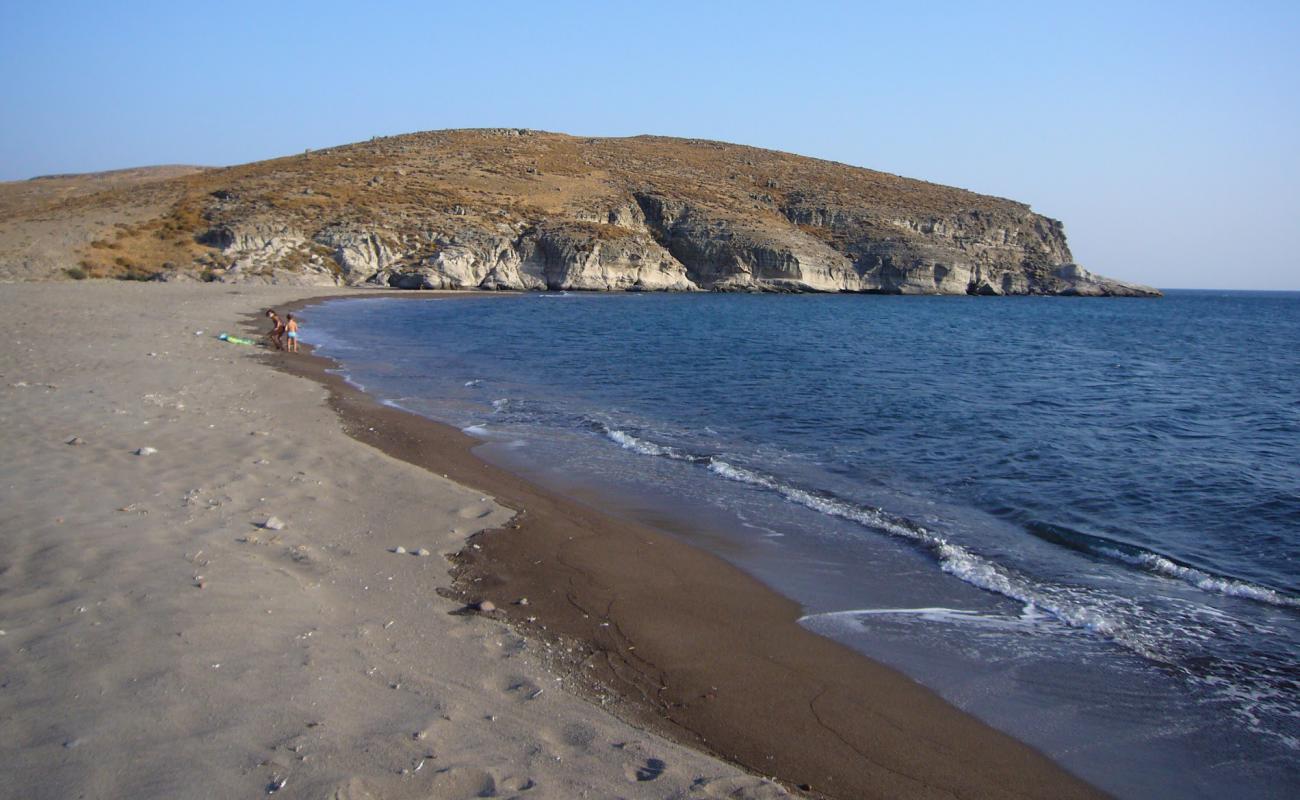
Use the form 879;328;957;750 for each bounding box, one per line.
65;267;87;280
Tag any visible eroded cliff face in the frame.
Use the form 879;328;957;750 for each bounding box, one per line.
201;194;1153;296
47;129;1159;296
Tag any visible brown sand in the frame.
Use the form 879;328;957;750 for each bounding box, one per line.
273;292;1105;800
0;283;787;799
0;281;1104;799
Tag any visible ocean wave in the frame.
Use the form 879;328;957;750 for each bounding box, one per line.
705;458;1136;643
801;605;1055;633
592;420;1141;642
1026;520;1300;609
593;423;710;464
587;419;1300;742
1099;548;1300;608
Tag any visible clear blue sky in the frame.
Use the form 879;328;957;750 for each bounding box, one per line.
2;1;1297;289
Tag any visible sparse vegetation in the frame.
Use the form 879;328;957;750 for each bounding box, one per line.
2;129;1053;284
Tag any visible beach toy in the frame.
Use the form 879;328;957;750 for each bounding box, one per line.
217;332;256;345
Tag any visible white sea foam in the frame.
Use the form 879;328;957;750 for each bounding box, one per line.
464;379;482;387
801;606;1055;632
606;428;673;457
706;458;1143;646
378;397;413;413
462;425;489;436
1099;548;1300;608
598;426;703;463
595;429;1286;676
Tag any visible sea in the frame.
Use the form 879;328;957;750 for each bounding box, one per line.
304;290;1299;798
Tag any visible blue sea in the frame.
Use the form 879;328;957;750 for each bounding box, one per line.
305;291;1300;798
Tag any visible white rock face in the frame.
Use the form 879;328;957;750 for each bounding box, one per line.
315;226;399;279
199;195;1159;297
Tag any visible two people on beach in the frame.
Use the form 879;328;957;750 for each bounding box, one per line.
265;310;300;352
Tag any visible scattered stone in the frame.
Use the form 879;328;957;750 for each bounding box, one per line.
253;458;269;465
66;436;86;446
476;600;496;613
262;516;286;531
267;776;287;793
392;545;407;555
415;547;431;557
63;738;81;749
515;597;529;606
134;446;158;456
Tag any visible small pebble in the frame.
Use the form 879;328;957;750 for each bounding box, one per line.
262;516;286;531
392;545;406;555
415;548;431;557
134;446;157;456
66;436;86;446
267;776;287;793
476;600;496;613
515;597;529;606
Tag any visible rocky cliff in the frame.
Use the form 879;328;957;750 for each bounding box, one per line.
2;129;1159;296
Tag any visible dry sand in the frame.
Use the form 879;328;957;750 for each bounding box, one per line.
0;283;787;799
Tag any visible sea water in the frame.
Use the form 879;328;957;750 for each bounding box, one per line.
305;291;1299;798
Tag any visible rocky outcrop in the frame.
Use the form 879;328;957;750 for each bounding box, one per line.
71;129;1158;296
196;192;1158;297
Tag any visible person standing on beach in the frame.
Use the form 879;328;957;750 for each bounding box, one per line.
265;309;285;350
284;313;300;353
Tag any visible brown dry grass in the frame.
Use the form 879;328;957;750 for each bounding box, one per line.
2;129;1038;280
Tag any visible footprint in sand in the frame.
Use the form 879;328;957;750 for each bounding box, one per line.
323;777;379;800
503;676;543;701
560;721;597;749
456;505;494;520
428;766;498;798
630;757;667;782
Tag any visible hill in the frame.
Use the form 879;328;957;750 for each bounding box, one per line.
0;130;1157;295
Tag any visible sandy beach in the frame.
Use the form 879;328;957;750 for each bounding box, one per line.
0;282;1102;799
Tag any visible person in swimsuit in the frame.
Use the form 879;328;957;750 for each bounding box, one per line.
285;313;300;353
265;309;285;350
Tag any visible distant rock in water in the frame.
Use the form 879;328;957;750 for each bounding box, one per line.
5;129;1158;295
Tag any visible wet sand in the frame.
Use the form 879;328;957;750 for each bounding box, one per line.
275;291;1105;800
0;283;787;799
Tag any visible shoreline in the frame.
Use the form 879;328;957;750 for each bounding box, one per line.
0;283;794;799
272;290;1105;799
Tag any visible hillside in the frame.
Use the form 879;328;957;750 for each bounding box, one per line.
0;130;1158;295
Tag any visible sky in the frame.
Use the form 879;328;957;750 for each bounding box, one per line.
1;1;1297;290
